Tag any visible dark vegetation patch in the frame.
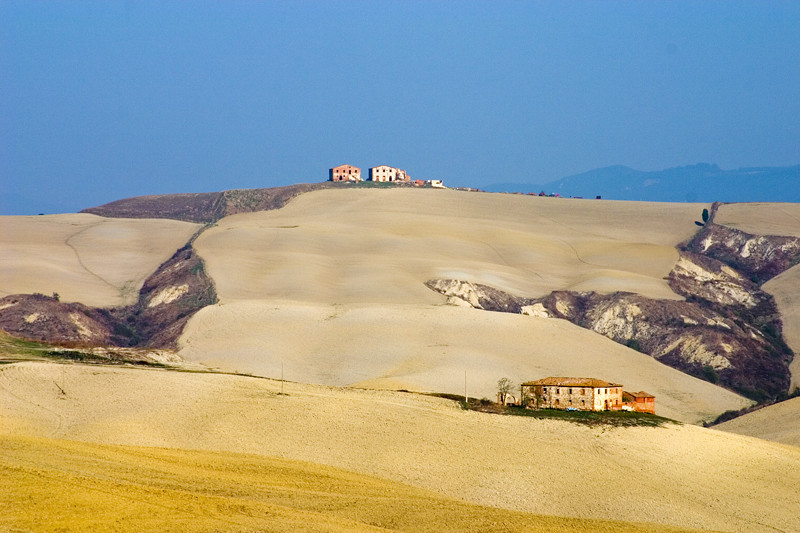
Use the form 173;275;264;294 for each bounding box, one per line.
683;213;800;284
115;244;217;349
0;244;217;351
80;182;357;223
80;181;431;224
0;293;121;346
81;191;225;223
42;349;165;366
220;183;338;218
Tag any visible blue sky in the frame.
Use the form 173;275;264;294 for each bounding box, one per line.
2;1;799;214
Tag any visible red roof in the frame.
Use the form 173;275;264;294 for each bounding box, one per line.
625;391;655;399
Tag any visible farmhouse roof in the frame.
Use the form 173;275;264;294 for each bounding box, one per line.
520;377;620;388
625;391;655;398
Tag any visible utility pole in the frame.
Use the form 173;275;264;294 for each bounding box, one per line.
281;361;284;396
464;370;467;403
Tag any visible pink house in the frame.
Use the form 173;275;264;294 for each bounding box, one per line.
330;164;362;182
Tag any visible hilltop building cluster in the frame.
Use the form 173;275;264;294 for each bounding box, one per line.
329;164;444;188
518;377;655;414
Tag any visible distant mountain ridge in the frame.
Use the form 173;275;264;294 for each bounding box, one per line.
486;164;800;203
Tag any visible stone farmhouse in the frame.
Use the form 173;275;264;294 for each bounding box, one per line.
330;164;362;182
623;391;656;414
519;377;655;414
329;164;444;187
369;165;410;182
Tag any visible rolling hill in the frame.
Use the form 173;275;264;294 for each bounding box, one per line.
2;362;799;533
2;184;799;532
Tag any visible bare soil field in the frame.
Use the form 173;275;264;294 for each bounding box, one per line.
183;189;751;422
180;300;750;424
4;189;799;532
0;214;200;307
1;362;798;533
195;189;702;304
714;202;800;238
716;396;800;447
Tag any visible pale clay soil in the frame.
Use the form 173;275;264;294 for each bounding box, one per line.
3;193;800;532
184;189;751;422
2;191;797;423
1;362;799;533
179;300;750;424
715;395;800;447
0;213;200;307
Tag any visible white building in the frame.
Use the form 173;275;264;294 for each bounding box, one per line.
369;165;409;182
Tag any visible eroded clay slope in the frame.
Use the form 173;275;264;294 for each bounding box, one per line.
713;202;800;390
0;245;216;350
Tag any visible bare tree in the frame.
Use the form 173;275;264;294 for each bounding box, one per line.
497;377;514;405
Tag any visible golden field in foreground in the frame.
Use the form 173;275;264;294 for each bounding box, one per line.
0;434;701;533
2;362;799;533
